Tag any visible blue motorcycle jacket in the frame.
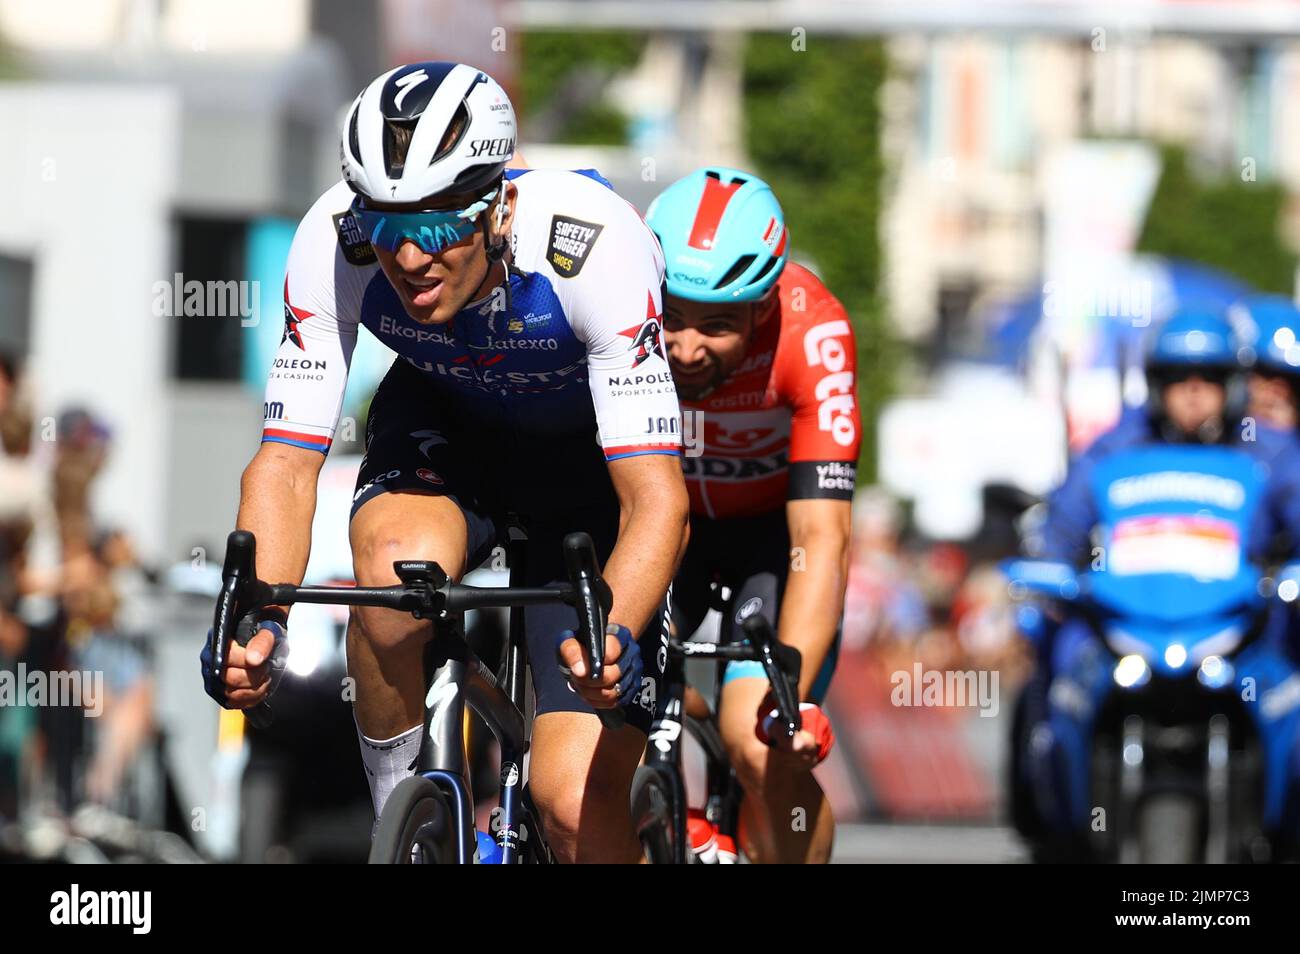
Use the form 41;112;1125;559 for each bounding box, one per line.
1039;409;1300;565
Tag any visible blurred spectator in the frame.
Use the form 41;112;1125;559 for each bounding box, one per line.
842;488;928;653
60;547;155;807
52;407;111;561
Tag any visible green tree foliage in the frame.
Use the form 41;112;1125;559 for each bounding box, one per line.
742;33;892;480
518;32;645;145
1137;144;1296;293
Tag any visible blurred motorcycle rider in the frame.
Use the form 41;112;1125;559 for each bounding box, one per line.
1038;306;1300;566
1237;294;1300;433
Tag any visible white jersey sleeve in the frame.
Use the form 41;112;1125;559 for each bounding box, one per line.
261;182;370;454
518;171;681;460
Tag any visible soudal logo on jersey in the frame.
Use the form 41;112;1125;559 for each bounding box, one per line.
547;215;604;278
468;137;515;158
682;452;789;480
332;211;377;266
618;292;667;369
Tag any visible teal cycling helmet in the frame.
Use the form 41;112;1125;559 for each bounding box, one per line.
645;167;789;303
1235;294;1300;376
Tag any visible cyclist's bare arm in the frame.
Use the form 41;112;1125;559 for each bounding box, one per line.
219;441;324;708
237;441;323;595
602;451;689;640
778;497;852;699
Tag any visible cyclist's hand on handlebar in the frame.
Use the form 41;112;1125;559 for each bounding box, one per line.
200;618;289;709
755;696;835;767
557;623;643;711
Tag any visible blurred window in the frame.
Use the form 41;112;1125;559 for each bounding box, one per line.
173;217;248;381
0;253;33;356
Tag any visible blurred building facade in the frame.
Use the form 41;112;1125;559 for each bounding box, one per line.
882;30;1300;347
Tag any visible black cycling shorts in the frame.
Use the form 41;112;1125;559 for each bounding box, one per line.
350;359;667;733
671;508;840;704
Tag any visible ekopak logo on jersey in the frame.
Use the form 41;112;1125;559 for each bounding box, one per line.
803;321;856;447
377;314;458;347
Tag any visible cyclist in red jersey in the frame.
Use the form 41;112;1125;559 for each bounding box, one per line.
645;168;860;863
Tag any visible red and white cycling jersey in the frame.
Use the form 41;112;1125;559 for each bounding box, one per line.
681;263;861;519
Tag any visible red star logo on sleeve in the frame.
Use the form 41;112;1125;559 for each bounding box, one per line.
282;276;311;350
617;291;665;369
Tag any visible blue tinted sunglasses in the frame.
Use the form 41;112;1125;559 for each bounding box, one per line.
351;187;499;255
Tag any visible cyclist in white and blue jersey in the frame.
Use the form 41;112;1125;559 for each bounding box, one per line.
201;62;689;863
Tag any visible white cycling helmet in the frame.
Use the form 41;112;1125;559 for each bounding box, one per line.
341;61;516;204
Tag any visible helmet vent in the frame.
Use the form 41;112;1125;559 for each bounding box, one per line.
383;118;417;178
347;110;362;163
705;169;747;187
750;255;780;288
433;101;470;164
714;254;756;290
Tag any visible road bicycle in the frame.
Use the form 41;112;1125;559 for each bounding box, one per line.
209;524;622;864
631;610;803;863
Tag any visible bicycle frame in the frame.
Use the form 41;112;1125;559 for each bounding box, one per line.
640;618;803;863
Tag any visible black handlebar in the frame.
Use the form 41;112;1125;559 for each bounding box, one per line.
209;531;275;728
562;532;622;729
740;615;804;742
211;529;624;730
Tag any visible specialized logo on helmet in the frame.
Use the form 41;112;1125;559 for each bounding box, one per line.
468;137;515;158
547;215;604;278
618;292;666;369
282;277;310;351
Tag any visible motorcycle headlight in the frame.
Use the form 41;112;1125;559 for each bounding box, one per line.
1197;655;1234;689
1113;654;1150;689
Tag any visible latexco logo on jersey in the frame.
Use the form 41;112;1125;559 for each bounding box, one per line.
547;215;604;277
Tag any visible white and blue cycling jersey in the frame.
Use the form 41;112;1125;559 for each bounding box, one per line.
261;167;682;461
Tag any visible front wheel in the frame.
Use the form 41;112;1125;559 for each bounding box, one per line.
368;776;457;864
632;764;684;864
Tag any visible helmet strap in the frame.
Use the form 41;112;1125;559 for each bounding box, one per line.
479;181;518;314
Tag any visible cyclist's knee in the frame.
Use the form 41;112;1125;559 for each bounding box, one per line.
529;773;629;863
350;528;465;651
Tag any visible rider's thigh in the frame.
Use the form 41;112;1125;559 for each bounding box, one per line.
348;490;470;648
527;711;645;858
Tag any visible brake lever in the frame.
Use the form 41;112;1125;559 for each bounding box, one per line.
211;530;276;728
742;615;802;741
563;533;624;731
